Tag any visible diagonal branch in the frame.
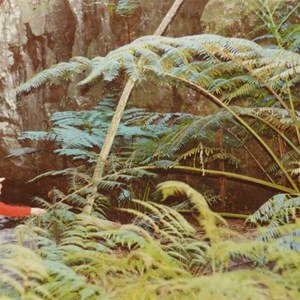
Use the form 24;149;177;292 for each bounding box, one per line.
83;0;187;214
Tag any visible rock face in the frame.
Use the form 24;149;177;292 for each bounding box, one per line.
0;0;283;209
1;0;288;210
201;0;257;38
0;0;209;199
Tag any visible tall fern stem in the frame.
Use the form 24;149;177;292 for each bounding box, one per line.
287;84;300;144
83;0;186;214
225;128;275;183
137;166;297;194
163;71;299;192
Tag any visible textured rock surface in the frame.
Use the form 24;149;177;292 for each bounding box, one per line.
201;0;257;38
0;0;276;208
0;0;282;211
0;0;208;189
201;0;298;38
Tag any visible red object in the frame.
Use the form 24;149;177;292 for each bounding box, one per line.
0;201;31;216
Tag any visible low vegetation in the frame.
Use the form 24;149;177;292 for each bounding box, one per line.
1;1;300;299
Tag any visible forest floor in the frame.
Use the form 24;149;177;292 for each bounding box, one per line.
186;213;259;239
223;218;258;238
0;215;261;276
0;217;23;244
0;216;258;244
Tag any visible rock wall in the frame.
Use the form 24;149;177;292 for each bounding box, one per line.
2;0;287;209
0;0;209;197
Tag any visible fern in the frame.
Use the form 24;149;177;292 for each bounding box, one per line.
7;2;300;298
249;193;300;252
15;33;300;190
15;59;89;95
157;181;227;243
0;244;49;299
1;180;300;298
16;34;300;98
16;34;300;197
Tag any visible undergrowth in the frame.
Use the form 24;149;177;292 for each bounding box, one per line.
2;1;300;299
1;181;300;299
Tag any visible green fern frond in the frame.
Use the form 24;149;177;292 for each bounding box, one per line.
250;193;300;224
132;198;195;235
250;193;300;251
77;57;107;86
27;168;81;183
17;34;300;97
152;109;239;162
20;131;57;142
157;181;226;243
0;244;48;299
266;150;300;175
16;60;87;95
277;228;300;251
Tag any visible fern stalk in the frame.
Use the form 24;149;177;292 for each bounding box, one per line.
161;70;299;192
137;166;297;194
249;114;300;157
278;2;300;31
225;128;275;183
83;0;187;214
49;183;93;210
218;212;249;219
264;0;284;47
286;84;300;144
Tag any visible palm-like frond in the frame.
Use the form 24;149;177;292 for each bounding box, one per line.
16;58;89;95
250;193;300;224
16;34;300;100
16;34;300;196
158;181;226;243
267;150;300;175
249;193;300;251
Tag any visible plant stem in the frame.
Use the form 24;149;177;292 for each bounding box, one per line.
225;128;275;183
137;165;297;194
278;2;300;31
264;0;283;47
83;0;187;215
218;212;249;219
162;71;299;192
286;84;300;144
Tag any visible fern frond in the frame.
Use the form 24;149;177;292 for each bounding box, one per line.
249;193;300;224
17;34;300;97
20;131;57;141
27;168;80;183
0;244;48;298
16;60;88;95
157;181;226;243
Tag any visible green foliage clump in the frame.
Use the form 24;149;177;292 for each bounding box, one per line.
1;181;300;299
6;1;300;298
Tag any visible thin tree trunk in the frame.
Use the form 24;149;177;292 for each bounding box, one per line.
83;0;186;214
